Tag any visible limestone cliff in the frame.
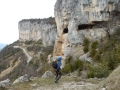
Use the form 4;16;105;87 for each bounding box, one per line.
18;18;57;46
54;0;120;56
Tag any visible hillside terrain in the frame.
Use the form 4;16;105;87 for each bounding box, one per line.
0;0;120;90
0;40;54;81
0;26;120;90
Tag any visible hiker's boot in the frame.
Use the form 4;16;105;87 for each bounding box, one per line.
55;80;58;83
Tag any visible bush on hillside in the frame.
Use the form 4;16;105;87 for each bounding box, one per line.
62;64;73;74
114;27;120;36
90;48;96;57
83;38;90;53
87;64;110;78
102;52;120;70
25;40;34;45
93;52;101;62
89;41;98;57
72;59;83;71
62;58;83;74
83;38;90;46
83;46;89;53
91;41;98;49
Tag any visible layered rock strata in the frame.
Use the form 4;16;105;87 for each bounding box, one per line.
18;18;57;46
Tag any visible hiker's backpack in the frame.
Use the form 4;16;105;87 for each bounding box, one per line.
52;60;58;69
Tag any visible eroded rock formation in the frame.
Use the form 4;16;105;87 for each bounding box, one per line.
54;0;120;57
18;18;57;46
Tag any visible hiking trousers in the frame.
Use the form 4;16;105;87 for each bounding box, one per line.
55;69;62;81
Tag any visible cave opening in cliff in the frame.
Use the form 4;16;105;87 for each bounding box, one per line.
63;28;68;34
78;24;94;30
92;21;108;28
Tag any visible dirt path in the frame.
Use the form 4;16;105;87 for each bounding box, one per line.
0;46;33;79
33;81;98;90
13;46;32;64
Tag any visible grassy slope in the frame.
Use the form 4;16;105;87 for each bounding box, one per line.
97;65;120;90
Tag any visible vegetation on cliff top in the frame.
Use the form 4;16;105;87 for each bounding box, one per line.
19;17;56;25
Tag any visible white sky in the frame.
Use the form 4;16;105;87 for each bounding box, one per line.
0;0;56;44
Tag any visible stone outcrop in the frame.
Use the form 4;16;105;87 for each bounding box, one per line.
18;17;57;46
13;74;30;84
54;0;120;56
79;52;93;63
0;79;11;87
42;71;53;78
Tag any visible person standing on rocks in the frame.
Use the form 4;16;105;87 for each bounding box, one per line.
52;56;62;83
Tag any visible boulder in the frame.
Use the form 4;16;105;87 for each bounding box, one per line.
42;71;53;78
0;79;11;87
100;88;106;90
13;74;30;84
79;53;93;63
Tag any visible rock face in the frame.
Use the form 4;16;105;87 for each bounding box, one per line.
54;0;120;56
19;18;57;46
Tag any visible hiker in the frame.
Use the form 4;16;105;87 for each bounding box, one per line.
52;56;62;83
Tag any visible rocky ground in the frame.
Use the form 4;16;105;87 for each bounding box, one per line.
7;76;103;90
33;81;98;90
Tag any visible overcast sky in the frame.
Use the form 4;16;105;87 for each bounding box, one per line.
0;0;56;44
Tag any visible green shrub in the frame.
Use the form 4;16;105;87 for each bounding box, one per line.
114;45;120;54
91;41;98;49
72;59;83;71
62;59;83;74
83;38;90;53
114;27;120;36
29;60;34;65
90;49;96;57
62;64;72;74
87;64;110;78
83;46;89;53
89;41;98;57
93;52;101;62
83;38;89;46
102;52;120;70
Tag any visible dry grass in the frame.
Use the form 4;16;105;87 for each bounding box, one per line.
0;59;21;79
